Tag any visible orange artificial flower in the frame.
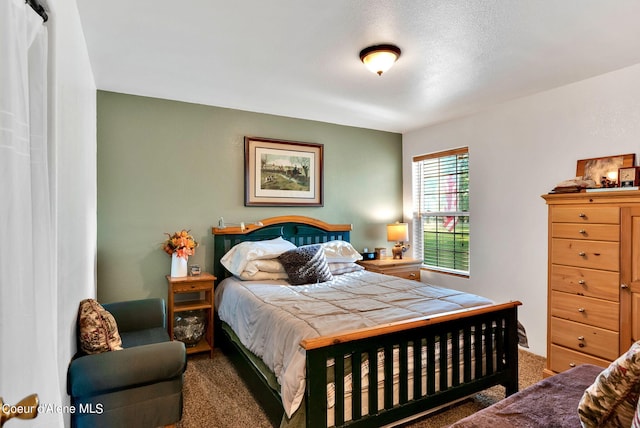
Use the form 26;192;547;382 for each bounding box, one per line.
162;229;198;259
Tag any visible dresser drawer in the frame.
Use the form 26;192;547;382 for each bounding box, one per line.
550;317;619;360
551;223;619;241
551;238;619;271
550;291;619;330
551;207;619;224
549;344;611;373
550;265;619;301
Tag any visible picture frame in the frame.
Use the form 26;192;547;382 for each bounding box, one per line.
576;153;635;187
244;136;324;206
619;166;640;188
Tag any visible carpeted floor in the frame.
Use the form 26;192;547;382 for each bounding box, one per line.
177;348;545;428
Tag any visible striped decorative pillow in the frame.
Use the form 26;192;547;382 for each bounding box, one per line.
579;341;640;427
278;244;333;285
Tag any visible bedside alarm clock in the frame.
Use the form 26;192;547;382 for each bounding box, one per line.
360;249;376;260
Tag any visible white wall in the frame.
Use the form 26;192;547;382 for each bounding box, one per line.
48;0;96;425
403;64;640;356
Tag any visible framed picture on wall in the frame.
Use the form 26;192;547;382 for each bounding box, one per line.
244;136;324;206
576;153;635;187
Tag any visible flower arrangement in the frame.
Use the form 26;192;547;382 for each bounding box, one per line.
163;229;198;259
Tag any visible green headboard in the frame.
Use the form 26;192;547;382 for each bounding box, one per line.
212;216;352;282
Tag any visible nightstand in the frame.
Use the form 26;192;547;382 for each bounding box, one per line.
357;257;422;281
166;272;215;358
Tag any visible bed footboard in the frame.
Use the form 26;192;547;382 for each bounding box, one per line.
301;301;521;428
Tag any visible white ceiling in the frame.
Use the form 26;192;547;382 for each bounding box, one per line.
77;1;640;133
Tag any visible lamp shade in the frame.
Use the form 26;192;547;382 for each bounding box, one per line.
387;222;409;242
359;44;401;76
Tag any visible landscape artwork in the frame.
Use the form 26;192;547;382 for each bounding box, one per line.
244;137;323;206
257;149;313;194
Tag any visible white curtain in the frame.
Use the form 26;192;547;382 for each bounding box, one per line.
0;0;63;426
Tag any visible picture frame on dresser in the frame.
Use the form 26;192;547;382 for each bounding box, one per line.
244;136;324;207
619;166;640;187
576;153;635;186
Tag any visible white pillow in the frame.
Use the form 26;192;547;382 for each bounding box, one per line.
328;262;364;275
237;270;289;281
221;237;296;276
321;240;363;263
244;259;286;275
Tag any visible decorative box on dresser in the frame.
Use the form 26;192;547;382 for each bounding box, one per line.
357;257;422;281
542;190;640;377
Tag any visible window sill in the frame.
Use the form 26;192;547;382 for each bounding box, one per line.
420;266;469;279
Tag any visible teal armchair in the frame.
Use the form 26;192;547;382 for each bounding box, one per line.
68;298;187;428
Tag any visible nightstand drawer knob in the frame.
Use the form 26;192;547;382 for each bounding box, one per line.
579;229;587;234
578;280;586;285
569;362;576;368
622;283;630;289
579;213;586;218
578;307;585;313
409;273;416;278
577;336;585;340
578;252;586;257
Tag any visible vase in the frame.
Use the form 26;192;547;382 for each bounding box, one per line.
173;310;207;347
170;253;188;277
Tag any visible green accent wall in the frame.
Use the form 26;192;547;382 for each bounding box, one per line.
97;91;402;302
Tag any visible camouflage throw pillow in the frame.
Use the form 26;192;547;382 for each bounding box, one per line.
579;341;640;427
278;244;333;285
77;298;123;354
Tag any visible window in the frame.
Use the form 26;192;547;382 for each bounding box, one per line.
412;147;469;275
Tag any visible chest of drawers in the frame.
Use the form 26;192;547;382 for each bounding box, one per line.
543;193;627;376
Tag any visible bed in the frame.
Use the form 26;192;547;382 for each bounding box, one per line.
212;215;521;428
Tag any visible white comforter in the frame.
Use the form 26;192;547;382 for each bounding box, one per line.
214;270;493;417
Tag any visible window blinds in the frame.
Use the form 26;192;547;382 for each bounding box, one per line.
412;148;469;274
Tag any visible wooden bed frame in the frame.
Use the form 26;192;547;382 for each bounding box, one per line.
212;216;521;428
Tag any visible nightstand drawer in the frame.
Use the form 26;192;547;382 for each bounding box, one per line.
550;317;619;360
357;258;422;281
551;207;619;224
172;282;213;293
383;267;420;281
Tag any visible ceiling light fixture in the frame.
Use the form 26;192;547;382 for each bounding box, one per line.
359;44;401;76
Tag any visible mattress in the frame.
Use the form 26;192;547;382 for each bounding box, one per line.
214;270;494;417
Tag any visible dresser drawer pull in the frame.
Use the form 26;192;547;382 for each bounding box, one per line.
621;283;629;289
578;280;586;285
577;336;585;341
409;273;416;278
578;213;586;218
578;252;586;257
578;307;585;313
579;229;587;234
569;362;576;368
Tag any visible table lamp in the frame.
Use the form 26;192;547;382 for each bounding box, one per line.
387;222;409;259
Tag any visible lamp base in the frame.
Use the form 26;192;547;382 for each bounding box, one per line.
392;245;403;259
